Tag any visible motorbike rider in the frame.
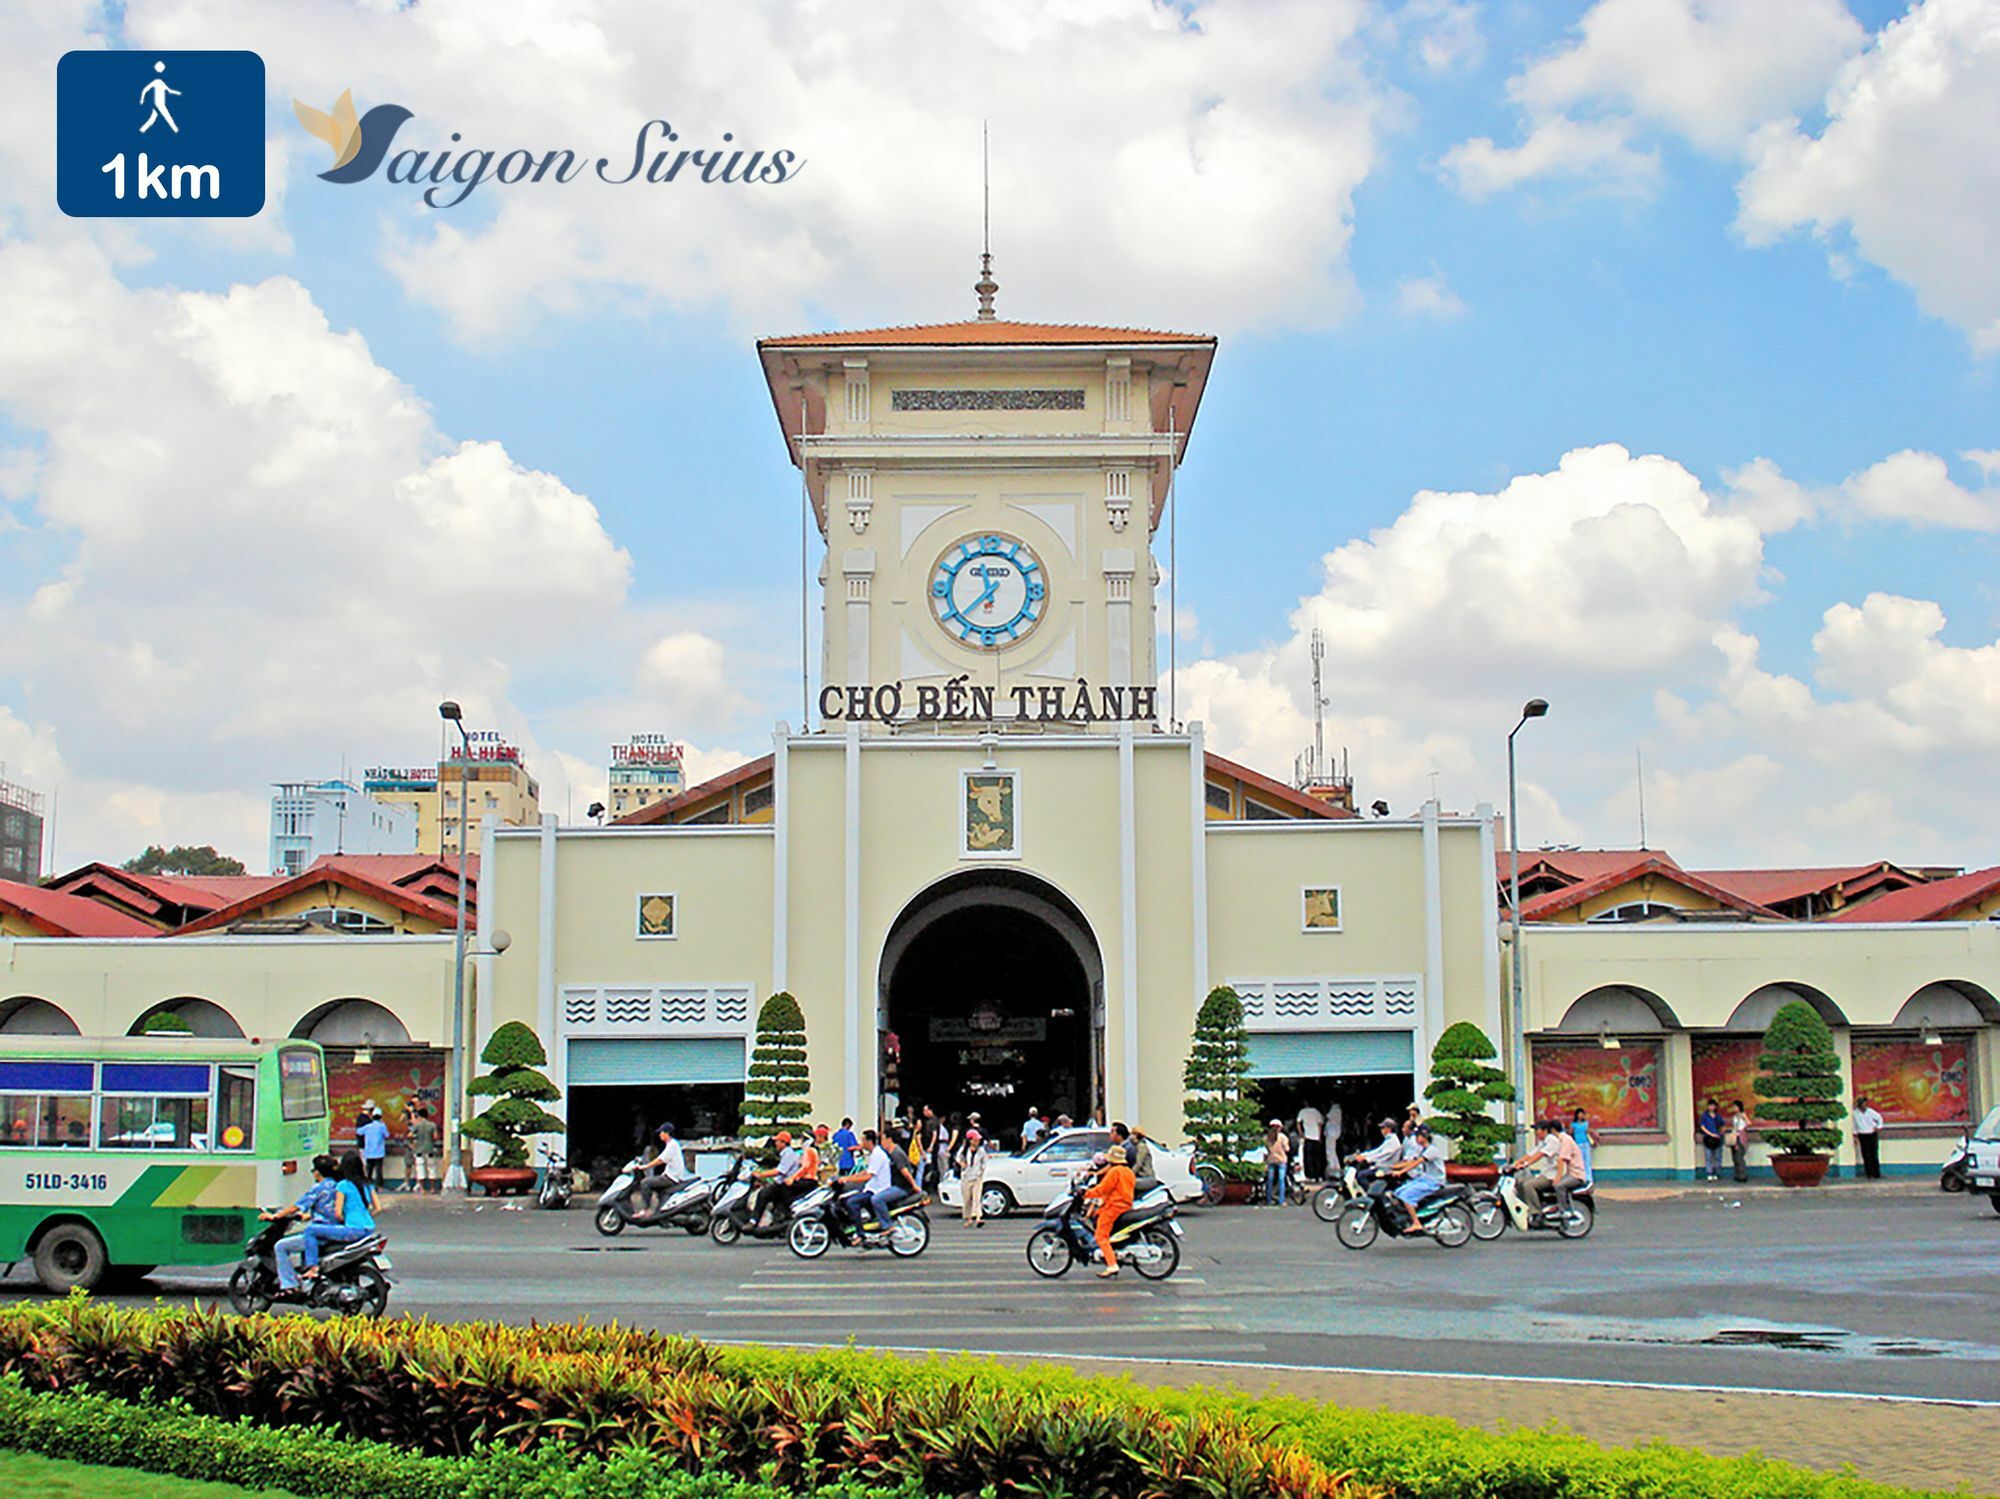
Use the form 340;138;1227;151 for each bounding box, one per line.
634;1122;687;1218
1513;1117;1588;1221
1109;1121;1155;1186
839;1127;915;1235
760;1129;820;1226
260;1152;340;1295
746;1131;801;1225
1084;1143;1137;1278
1389;1122;1447;1234
1348;1118;1403;1193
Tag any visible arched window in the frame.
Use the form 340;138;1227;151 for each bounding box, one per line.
291;998;413;1046
0;997;81;1036
1587;901;1685;924
128;997;245;1039
300;907;395;935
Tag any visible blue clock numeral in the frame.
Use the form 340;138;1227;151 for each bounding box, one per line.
933;579;948;597
1027;583;1044;601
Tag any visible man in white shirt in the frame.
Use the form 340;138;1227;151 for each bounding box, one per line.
1852;1096;1885;1179
1321;1101;1343;1177
839;1128;894;1230
635;1123;686;1215
1348;1118;1402;1192
1391;1124;1448;1234
1514;1119;1588;1220
1021;1108;1046;1151
1297;1103;1325;1180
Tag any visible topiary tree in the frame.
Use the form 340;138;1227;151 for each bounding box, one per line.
740;991;811;1145
1182;986;1264;1180
140;1011;194;1035
1423;1021;1515;1164
462;1020;564;1169
1754;1000;1845;1157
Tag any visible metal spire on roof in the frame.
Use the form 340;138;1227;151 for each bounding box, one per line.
974;120;998;320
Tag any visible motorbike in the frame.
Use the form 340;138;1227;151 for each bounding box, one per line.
1333;1181;1474;1249
709;1155;810;1244
537;1141;573;1210
1026;1180;1182;1279
1941;1136;1969;1193
594;1157;716;1237
1310;1162;1384;1222
227;1215;393;1317
785;1182;930;1258
1475;1165;1595;1240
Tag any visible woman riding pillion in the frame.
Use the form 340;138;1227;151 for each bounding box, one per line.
1084;1144;1136;1277
298;1151;377;1286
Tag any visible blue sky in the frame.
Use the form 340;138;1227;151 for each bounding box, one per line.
1;0;1996;869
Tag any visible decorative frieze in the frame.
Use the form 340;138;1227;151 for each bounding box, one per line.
1231;976;1422;1032
890;388;1085;411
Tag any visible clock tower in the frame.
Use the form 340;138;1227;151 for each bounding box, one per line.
757;281;1215;732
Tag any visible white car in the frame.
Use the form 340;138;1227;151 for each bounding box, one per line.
1966;1104;2000;1214
939;1128;1205;1217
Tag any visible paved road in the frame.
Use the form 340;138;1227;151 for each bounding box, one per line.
6;1185;1997;1404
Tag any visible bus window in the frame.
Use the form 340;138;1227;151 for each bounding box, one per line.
40;1095;92;1148
0;1097;31;1146
279;1048;327;1122
217;1065;255;1150
99;1094;211;1149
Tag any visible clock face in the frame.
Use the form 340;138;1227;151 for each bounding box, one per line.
930;534;1047;649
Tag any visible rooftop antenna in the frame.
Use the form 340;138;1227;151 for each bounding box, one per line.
1635;745;1647;849
974;121;998;320
1310;628;1327;781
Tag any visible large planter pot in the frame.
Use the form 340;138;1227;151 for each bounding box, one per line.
468;1165;536;1196
1446;1163;1500;1186
1770;1153;1830;1188
1219;1181;1256;1205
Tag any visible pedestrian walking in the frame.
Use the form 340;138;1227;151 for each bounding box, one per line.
1263;1119;1291;1206
1853;1095;1884;1179
1696;1097;1726;1181
1297;1101;1325;1180
957;1128;988;1225
1569;1107;1597;1181
408;1105;439;1193
1321;1103;1342;1180
1021;1106;1046;1151
833;1117;859;1174
1728;1099;1752;1183
358;1108;390;1190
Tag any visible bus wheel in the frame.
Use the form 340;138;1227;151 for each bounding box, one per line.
34;1223;107;1292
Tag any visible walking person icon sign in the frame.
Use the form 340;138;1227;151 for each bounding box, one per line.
58;50;263;218
138;61;181;134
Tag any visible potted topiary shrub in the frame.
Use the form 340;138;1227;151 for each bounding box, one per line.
1425;1021;1514;1184
1182;986;1264;1203
740;991;811;1145
462;1020;564;1195
1754;1000;1845;1187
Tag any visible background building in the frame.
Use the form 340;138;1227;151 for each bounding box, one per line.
269;779;418;875
608;737;685;819
0;770;45;882
366;734;540;855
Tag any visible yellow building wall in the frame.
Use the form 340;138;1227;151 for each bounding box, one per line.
217;882;443;934
1544;874;1728;923
0;912;47;939
0;933;453;1043
1518;921;2000;1176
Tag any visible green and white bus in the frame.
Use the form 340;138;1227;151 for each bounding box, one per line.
0;1035;331;1291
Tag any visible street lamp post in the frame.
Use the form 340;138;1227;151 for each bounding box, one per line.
1507;697;1550;1145
439;699;472;1191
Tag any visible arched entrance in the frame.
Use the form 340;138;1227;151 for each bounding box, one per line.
878;870;1103;1132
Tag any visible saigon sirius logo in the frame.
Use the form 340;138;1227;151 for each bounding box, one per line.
292;88;802;208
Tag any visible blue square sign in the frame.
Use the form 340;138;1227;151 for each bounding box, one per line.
57;50;265;218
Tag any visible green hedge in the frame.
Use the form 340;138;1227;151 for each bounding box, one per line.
0;1380;912;1499
0;1300;1956;1499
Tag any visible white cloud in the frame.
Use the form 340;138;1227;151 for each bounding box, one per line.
1841;449;2000;532
136;0;1385;344
1395;0;1486;74
1738;0;2000;353
1179;444;2000;864
1442;117;1657;199
1443;0;1860;198
1394;266;1468;320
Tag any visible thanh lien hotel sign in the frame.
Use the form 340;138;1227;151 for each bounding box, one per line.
818;678;1158;724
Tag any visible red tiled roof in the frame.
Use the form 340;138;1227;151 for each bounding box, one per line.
171;859;465;936
1693;863;1913;909
1830;866;2000;923
315;854;477;889
130;872;287;906
0;880;159;938
1498;848;1682;885
1514;854;1777;922
759;320;1214;350
615;755;770;827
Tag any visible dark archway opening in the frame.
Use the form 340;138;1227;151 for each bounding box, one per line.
881;872;1101;1135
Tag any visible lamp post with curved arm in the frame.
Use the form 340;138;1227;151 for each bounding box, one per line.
1508;698;1550;1145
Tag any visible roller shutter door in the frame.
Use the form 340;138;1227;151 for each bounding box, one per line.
1246;1030;1414;1078
567;1037;746;1087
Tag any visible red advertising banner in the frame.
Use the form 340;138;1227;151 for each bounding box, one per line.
1851;1036;1972;1125
1691;1036;1764;1124
1531;1041;1661;1131
324;1047;446;1148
